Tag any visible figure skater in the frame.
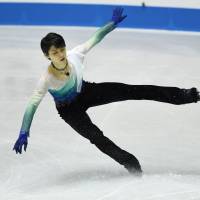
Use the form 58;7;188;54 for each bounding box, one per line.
13;7;199;175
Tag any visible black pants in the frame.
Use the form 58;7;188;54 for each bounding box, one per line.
56;81;198;173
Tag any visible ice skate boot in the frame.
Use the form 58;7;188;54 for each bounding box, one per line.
182;87;200;103
124;158;143;176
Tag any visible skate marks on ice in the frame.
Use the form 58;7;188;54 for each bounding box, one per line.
2;141;200;200
95;173;200;200
0;142;129;199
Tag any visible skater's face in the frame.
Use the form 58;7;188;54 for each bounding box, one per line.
47;45;67;66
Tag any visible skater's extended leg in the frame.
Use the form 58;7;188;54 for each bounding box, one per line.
57;107;142;174
80;81;199;108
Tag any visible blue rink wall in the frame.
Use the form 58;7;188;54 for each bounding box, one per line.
0;2;200;32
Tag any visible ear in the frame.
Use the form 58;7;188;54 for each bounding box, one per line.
44;54;51;60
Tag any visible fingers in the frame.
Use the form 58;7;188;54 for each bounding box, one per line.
121;14;127;21
13;146;20;154
13;140;28;154
114;7;124;16
13;141;19;154
16;145;22;154
13;146;18;154
24;142;28;152
13;145;21;154
118;7;123;16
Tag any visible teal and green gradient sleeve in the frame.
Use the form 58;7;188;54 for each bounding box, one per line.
20;76;49;133
73;22;116;54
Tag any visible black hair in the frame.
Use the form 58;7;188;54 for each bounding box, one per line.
40;32;66;56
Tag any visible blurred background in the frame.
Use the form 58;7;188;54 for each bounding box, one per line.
0;0;200;31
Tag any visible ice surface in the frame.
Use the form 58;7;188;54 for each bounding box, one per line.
1;26;200;199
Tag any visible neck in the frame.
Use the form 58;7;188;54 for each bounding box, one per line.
51;62;67;71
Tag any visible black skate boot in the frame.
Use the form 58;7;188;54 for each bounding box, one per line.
182;88;200;103
124;157;143;176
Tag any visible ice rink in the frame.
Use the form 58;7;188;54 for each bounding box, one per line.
1;25;200;199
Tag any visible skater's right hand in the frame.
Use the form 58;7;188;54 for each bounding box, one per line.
13;131;29;154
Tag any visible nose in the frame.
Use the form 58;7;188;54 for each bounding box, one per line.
58;51;65;59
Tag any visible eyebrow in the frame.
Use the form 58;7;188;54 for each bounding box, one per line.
51;48;65;52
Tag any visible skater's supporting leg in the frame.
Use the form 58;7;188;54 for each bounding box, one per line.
80;81;199;108
57;107;142;174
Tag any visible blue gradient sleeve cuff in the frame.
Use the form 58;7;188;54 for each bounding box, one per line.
20;130;30;137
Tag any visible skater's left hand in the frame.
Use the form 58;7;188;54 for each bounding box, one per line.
111;7;127;25
13;131;29;154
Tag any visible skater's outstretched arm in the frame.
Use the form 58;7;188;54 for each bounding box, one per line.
73;7;127;55
13;74;49;154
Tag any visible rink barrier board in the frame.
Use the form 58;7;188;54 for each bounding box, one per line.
0;2;200;32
